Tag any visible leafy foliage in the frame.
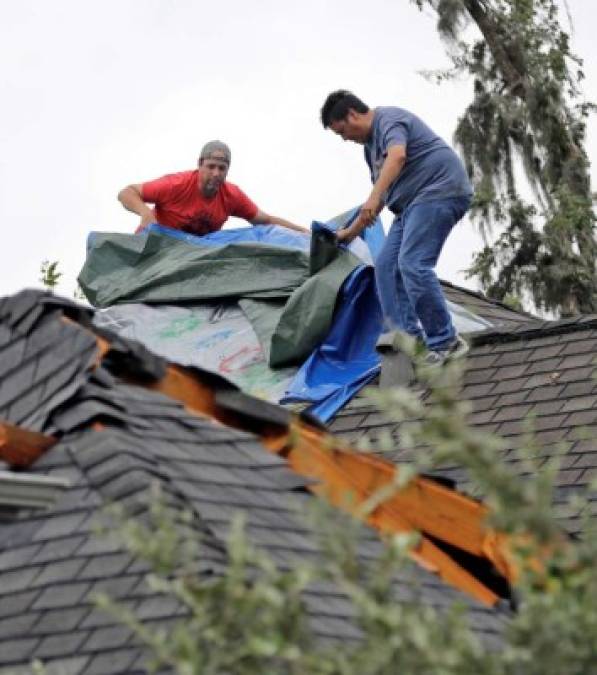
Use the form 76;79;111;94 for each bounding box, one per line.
39;260;62;290
413;0;597;316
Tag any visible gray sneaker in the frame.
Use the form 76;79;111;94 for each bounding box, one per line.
423;335;469;367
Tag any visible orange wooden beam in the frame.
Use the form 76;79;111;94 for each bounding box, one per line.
289;424;514;580
0;421;57;468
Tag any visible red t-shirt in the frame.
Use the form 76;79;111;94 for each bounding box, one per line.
139;170;259;235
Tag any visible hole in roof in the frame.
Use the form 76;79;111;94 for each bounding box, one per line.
426;533;513;606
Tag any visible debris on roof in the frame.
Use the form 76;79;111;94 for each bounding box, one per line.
0;470;69;511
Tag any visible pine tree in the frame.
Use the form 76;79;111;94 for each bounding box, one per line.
413;0;597;316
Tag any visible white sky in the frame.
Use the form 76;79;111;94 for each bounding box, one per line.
1;0;596;299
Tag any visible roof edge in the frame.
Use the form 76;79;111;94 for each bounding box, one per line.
469;314;597;346
439;279;538;320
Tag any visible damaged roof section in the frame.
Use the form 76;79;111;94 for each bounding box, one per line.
0;290;520;604
0;289;512;673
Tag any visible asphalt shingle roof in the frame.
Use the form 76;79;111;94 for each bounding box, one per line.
330;316;597;534
441;280;538;330
0;290;507;674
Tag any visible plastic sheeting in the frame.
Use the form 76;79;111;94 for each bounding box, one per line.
83;213;492;423
79;226;362;367
94;302;298;403
130;222;312;252
282;264;383;420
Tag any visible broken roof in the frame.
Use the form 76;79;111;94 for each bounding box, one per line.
1;224;594;672
0;289;511;674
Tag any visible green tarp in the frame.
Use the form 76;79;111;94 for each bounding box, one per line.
79;230;360;367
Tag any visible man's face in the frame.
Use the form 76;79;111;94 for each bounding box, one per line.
198;155;229;196
329;109;368;144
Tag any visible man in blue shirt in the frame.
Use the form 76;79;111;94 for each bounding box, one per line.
320;90;473;365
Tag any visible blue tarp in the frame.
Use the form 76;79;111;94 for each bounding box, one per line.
141;222;312;252
281;264;382;420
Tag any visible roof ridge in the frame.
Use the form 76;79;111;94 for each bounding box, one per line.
469;314;597;346
439;279;538;319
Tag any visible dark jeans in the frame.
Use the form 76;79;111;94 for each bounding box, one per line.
375;196;471;351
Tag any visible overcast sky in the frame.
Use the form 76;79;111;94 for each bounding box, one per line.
1;0;596;299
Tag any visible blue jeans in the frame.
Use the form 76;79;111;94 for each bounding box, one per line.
375;196;471;351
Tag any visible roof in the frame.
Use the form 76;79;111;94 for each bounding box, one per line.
441;280;538;330
330;315;597;535
0;290;508;674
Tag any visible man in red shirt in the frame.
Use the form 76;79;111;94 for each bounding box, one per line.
118;140;306;235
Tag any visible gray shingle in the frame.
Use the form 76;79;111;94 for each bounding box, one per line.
565;410;597;427
33;512;89;542
31;535;86;564
78;553;133;580
0;590;40;619
82;647;140;675
33;607;90;635
0;612;40;638
33;583;92;610
135;596;184;621
561;395;597;413
0;543;42;572
36;631;90;659
85;575;140;601
31;558;88;587
0;637;41;663
529;400;566;416
35;656;90;675
80;601;138;630
0;566;41;594
82;625;133;652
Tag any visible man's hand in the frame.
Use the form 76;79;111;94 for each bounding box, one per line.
250;210;309;234
336;220;363;244
336;227;355;243
360;194;383;224
138;212;155;232
336;198;381;244
118;184;156;233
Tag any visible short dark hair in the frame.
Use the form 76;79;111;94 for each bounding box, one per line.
320;90;369;128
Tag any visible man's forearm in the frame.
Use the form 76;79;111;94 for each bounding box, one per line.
339;147;406;243
368;150;406;207
252;211;308;234
118;186;154;219
267;216;308;233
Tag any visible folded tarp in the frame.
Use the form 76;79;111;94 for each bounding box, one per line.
80;217;385;422
79;228;368;367
81;215;490;423
281;264;383;420
80;226;362;368
81;231;310;306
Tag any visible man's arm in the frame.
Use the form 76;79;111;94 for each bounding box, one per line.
337;145;407;243
117;184;156;232
250;209;309;234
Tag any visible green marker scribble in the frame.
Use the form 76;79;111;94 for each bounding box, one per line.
158;315;203;339
233;361;290;398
